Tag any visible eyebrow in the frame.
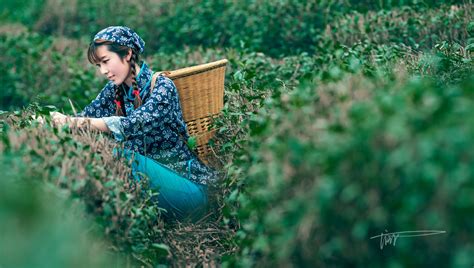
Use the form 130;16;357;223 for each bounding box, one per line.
94;56;108;65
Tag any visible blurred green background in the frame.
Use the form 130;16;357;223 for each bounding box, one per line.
0;153;120;268
1;0;473;267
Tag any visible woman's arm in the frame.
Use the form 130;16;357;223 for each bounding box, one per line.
51;112;110;133
116;76;179;140
79;82;116;118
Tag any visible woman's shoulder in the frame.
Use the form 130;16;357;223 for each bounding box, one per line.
156;74;175;88
146;74;178;103
151;74;178;97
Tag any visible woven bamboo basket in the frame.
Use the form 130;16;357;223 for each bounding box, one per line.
157;59;227;163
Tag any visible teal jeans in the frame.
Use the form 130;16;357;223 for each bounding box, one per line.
119;150;208;221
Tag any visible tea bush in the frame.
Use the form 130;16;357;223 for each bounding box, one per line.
0;156;120;268
2;1;471;56
2;3;471;110
223;71;474;266
2;0;334;56
0;110;168;265
326;3;472;49
213;37;473;266
0;30;101;111
0;106;237;265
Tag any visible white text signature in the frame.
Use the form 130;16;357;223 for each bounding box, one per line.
370;230;446;250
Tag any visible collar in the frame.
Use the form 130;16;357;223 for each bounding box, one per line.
123;62;153;101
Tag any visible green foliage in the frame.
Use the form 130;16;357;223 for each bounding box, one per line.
1;0;473;266
2;0;329;56
327;4;473;49
224;72;474;266
0;110;167;265
0;106;237;265
416;40;474;84
0;159;120;268
213;32;472;267
0;30;102;111
345;0;464;12
2;1;471;56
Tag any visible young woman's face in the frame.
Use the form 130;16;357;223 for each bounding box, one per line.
94;45;132;86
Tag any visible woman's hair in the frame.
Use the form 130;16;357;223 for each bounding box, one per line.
87;40;143;116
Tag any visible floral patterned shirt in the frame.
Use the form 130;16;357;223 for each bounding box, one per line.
79;62;216;185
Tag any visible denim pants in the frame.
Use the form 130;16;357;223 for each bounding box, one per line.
118;149;208;221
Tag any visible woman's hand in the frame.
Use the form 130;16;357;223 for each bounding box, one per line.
50;111;69;127
50;111;110;133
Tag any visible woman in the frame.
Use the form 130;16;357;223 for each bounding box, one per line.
51;26;216;221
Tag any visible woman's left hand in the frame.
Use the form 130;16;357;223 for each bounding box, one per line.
50;111;69;126
49;112;108;132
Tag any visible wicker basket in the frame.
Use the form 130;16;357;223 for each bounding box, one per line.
158;59;227;163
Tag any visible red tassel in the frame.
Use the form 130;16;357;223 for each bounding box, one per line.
133;89;140;97
114;99;122;108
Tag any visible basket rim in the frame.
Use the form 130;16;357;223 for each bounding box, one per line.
165;59;228;80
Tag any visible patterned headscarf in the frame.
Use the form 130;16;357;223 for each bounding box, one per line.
93;26;145;54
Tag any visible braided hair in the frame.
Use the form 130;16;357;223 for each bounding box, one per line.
87;40;143;116
129;51;143;110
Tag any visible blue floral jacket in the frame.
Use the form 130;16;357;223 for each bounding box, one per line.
79;62;216;185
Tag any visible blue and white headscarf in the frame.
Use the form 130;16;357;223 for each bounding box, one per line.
93;26;145;54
